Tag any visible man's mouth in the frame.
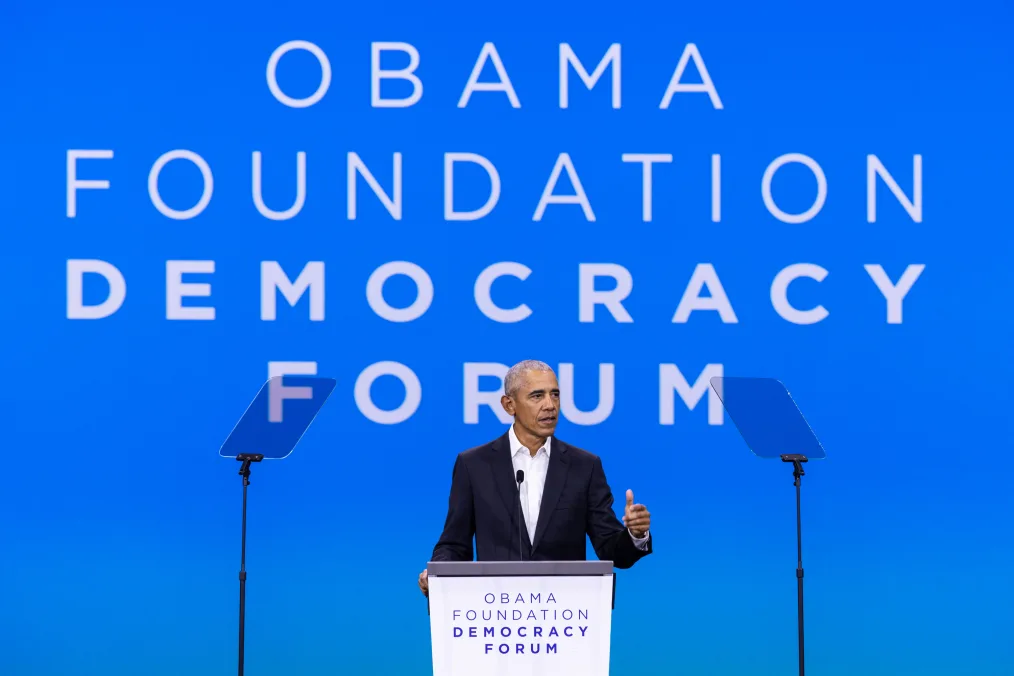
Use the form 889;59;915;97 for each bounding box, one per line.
538;416;557;424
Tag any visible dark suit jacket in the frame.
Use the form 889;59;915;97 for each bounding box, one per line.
431;432;652;569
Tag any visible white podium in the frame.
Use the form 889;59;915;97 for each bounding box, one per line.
427;561;615;676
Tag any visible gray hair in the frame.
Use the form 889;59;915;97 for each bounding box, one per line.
504;360;555;396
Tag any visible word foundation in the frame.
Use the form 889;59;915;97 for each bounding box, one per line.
66;150;923;225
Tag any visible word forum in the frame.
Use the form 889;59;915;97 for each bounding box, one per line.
253;359;743;427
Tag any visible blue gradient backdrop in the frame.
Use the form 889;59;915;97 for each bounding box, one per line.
2;2;1012;675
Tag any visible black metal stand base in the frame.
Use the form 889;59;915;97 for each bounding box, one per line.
236;453;263;676
781;454;807;676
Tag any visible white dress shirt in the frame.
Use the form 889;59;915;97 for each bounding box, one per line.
508;425;650;550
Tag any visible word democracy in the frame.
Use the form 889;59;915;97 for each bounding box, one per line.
66;259;924;326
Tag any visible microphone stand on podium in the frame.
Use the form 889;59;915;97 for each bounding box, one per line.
516;470;525;560
710;377;827;676
219;375;337;676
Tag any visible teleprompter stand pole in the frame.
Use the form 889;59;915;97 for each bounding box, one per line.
781;453;808;676
236;453;264;676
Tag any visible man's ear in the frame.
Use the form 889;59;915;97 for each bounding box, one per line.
501;394;515;416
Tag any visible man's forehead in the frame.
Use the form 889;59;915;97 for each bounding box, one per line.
521;371;559;392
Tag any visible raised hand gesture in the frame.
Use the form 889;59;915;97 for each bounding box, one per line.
622;489;650;538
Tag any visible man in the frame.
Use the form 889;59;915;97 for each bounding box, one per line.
418;360;652;595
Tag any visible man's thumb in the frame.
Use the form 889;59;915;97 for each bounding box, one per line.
626;489;634;506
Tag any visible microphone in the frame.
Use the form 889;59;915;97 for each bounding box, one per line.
516;470;525;561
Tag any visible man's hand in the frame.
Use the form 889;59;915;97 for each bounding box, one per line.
622;489;650;538
418;569;429;596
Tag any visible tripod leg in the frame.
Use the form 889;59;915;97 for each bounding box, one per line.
797;571;804;676
239;572;246;676
795;469;804;676
239;474;249;676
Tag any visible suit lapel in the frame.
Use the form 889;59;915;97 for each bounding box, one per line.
489;433;530;549
531;437;568;552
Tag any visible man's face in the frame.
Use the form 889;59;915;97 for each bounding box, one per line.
503;370;560;438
